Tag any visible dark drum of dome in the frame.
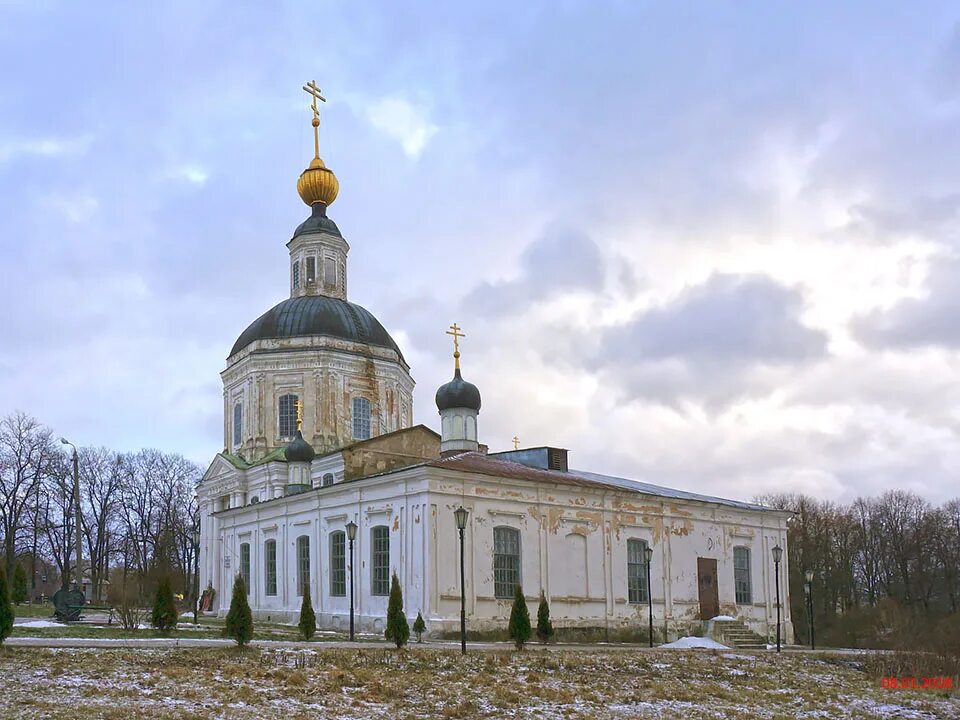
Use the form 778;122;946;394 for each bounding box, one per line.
284;430;316;463
230;295;404;360
435;368;482;412
292;207;342;239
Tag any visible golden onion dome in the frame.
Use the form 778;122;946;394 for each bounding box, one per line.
297;156;339;207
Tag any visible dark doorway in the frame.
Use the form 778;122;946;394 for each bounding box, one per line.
697;557;719;620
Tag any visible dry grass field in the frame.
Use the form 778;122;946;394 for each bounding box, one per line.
2;645;958;719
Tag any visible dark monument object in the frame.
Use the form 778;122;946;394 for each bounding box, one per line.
51;587;86;622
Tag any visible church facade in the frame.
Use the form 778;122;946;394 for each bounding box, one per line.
197;85;792;643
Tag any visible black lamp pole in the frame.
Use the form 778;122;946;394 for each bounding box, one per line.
644;545;654;648
347;521;357;642
805;569;815;650
772;545;782;653
454;506;469;655
193;524;201;625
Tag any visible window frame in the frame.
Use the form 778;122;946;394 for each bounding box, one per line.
627;538;650;604
370;525;390;596
322;473;334;487
352;396;371;441
734;546;752;604
493;526;521;599
239;542;250;595
264;539;277;596
306;256;316;283
278;393;299;440
232;402;242;448
296;535;310;597
292;259;300;289
330;530;346;597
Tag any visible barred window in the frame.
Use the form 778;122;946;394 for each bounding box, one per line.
322;473;334;487
232;403;242;448
239;543;250;595
352;397;371;440
371;525;390;596
293;260;300;289
278;394;298;439
296;535;310;597
330;531;346;597
493;526;521;599
264;539;277;596
627;538;649;604
734;546;752;604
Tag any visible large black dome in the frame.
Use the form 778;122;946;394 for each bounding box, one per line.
230;295;404;360
435;368;481;412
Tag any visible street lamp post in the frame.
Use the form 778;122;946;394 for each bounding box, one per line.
454;506;469;655
644;545;654;648
346;521;357;642
59;438;83;593
772;545;783;653
192;525;201;625
805;569;815;650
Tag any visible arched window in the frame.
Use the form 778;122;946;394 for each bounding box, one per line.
296;535;310;597
322;473;334;487
278;394;298;439
627;538;649;604
239;543;250;595
352;397;371;440
292;259;300;289
370;525;390;596
264;539;277;596
493;526;521;599
330;530;346;597
233;403;242;448
734;546;752;604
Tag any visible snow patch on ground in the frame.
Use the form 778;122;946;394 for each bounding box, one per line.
13;620;65;628
661;636;729;649
710;615;737;621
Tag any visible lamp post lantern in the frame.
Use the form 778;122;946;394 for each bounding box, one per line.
454;506;469;655
644;545;654;648
59;438;83;593
772;545;783;653
805;569;815;650
346;521;358;642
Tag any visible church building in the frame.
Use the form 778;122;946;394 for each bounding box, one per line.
197;83;792;644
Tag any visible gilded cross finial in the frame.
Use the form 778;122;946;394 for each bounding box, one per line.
295;399;304;433
512;436;519;450
446;322;465;370
302;80;326;160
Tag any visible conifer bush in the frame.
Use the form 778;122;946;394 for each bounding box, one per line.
536;591;554;644
151;575;178;633
0;569;13;645
224;573;254;646
12;563;27;605
298;587;316;641
385;572;410;648
508;584;531;650
413;611;426;643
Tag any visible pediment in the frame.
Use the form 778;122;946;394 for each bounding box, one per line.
201;453;245;487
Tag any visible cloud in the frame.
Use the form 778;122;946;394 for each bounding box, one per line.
364;96;438;158
0;135;92;163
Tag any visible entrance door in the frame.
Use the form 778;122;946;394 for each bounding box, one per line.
697;557;719;620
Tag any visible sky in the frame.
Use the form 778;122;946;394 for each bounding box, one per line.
1;1;959;504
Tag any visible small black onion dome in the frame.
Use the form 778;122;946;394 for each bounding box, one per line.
435;368;482;412
284;430;316;463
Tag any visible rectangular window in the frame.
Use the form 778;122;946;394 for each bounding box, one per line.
296;536;310;597
323;256;336;287
239;543;250;595
493;527;521;599
278;393;298;439
306;257;316;283
627;538;649;604
734;547;752;604
330;531;346;597
264;539;277;596
371;525;390;596
233;403;242;448
352;397;371;440
293;260;300;289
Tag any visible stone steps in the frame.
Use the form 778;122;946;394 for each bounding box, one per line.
710;619;767;650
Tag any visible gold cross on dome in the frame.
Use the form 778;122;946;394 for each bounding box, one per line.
302;80;326;159
512;436;519;450
295;399;304;432
446;322;465;369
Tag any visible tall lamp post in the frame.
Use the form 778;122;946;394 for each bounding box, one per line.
644;545;654;647
454;506;469;655
192;524;201;625
59;438;83;594
772;545;783;653
805;569;815;650
346;521;357;642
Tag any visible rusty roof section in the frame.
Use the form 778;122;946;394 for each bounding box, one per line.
426;452;777;513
